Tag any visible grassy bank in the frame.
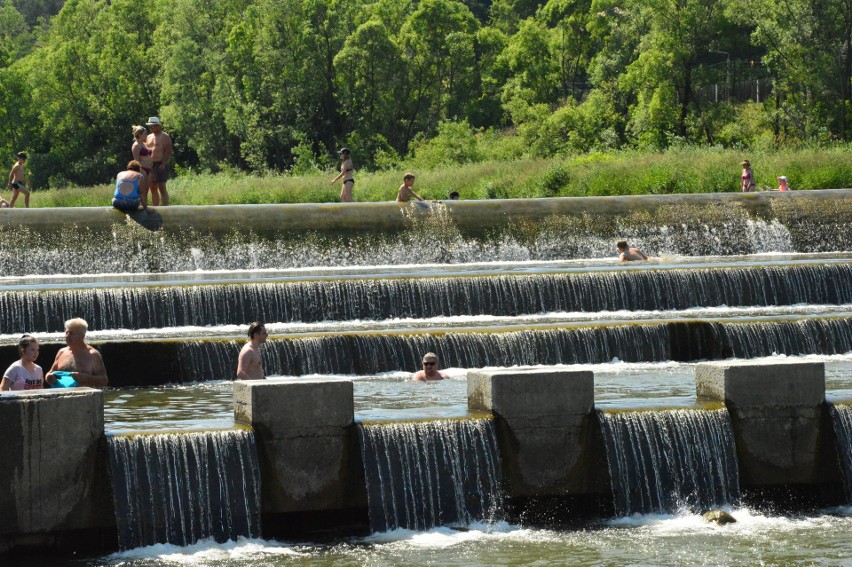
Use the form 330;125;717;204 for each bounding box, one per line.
18;147;852;208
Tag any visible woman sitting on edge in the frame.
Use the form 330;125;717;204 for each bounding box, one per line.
113;160;149;213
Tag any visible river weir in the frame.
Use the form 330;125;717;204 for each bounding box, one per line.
1;191;851;564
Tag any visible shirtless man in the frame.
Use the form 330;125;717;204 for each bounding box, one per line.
411;352;448;381
146;117;172;206
331;148;355;202
616;240;648;261
236;322;268;380
8;152;30;208
396;172;425;203
45;318;108;387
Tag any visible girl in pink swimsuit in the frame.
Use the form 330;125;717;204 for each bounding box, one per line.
740;160;755;192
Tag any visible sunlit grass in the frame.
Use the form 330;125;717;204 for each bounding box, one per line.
17;147;852;208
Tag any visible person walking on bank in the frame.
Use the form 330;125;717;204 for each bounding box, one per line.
740;160;756;193
237;322;269;380
1;335;44;391
331;148;355;202
112;160;149;213
7;152;31;207
146;117;172;206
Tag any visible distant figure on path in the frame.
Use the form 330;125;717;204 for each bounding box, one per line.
397;173;425;203
777;176;791;192
412;352;448;381
45;318;108;387
113;160;149;213
616;240;648;261
237;322;268;380
331;148;355;202
146;117;172;206
1;335;44;391
740;160;755;192
7;152;30;207
131;125;153;178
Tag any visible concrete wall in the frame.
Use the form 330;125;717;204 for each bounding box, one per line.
468;369;608;497
696;359;836;486
2;189;849;236
233;378;366;515
0;389;112;551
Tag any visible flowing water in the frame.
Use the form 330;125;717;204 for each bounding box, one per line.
107;430;262;549
2;197;852;565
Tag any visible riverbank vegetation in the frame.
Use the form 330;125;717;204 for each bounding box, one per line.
30;146;852;207
1;0;851;192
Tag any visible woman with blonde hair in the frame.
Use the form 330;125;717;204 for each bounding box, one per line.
131;125;153;178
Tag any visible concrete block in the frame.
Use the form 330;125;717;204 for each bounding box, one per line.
468;369;594;416
696;360;825;407
234;377;354;431
467;369;598;496
233;377;363;513
0;389;104;535
695;360;827;485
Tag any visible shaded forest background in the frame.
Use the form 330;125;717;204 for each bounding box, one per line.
1;0;850;189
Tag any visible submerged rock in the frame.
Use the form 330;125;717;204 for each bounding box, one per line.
701;510;737;525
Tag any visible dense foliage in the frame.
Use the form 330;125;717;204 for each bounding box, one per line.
1;0;850;188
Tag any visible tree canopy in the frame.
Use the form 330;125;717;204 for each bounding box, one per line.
1;0;850;188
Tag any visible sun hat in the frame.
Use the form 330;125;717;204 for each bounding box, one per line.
146;117;162;126
778;176;787;182
337;147;350;155
740;160;750;167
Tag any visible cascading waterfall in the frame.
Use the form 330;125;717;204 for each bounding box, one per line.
169;318;852;382
828;403;852;502
107;429;262;550
358;419;503;532
598;408;740;516
3;263;851;332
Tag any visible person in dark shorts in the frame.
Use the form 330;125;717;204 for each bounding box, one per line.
146;117;172;205
7;152;30;208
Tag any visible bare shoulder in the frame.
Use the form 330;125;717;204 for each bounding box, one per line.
411;371;426;381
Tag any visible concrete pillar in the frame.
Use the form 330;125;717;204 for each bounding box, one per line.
468;369;603;497
0;389;106;543
233;378;365;514
696;360;828;485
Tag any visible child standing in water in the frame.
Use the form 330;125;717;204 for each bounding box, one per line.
1;335;44;391
8;152;31;207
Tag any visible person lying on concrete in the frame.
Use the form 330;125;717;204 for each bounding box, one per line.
45;318;108;387
412;352;448;381
616;240;648;261
1;335;44;391
237;321;268;380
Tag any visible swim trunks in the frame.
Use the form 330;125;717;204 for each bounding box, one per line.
151;161;169;183
112;197;141;212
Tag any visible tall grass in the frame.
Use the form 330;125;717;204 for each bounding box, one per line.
14;147;852;208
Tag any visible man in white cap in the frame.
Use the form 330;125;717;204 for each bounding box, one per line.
146;116;172;205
